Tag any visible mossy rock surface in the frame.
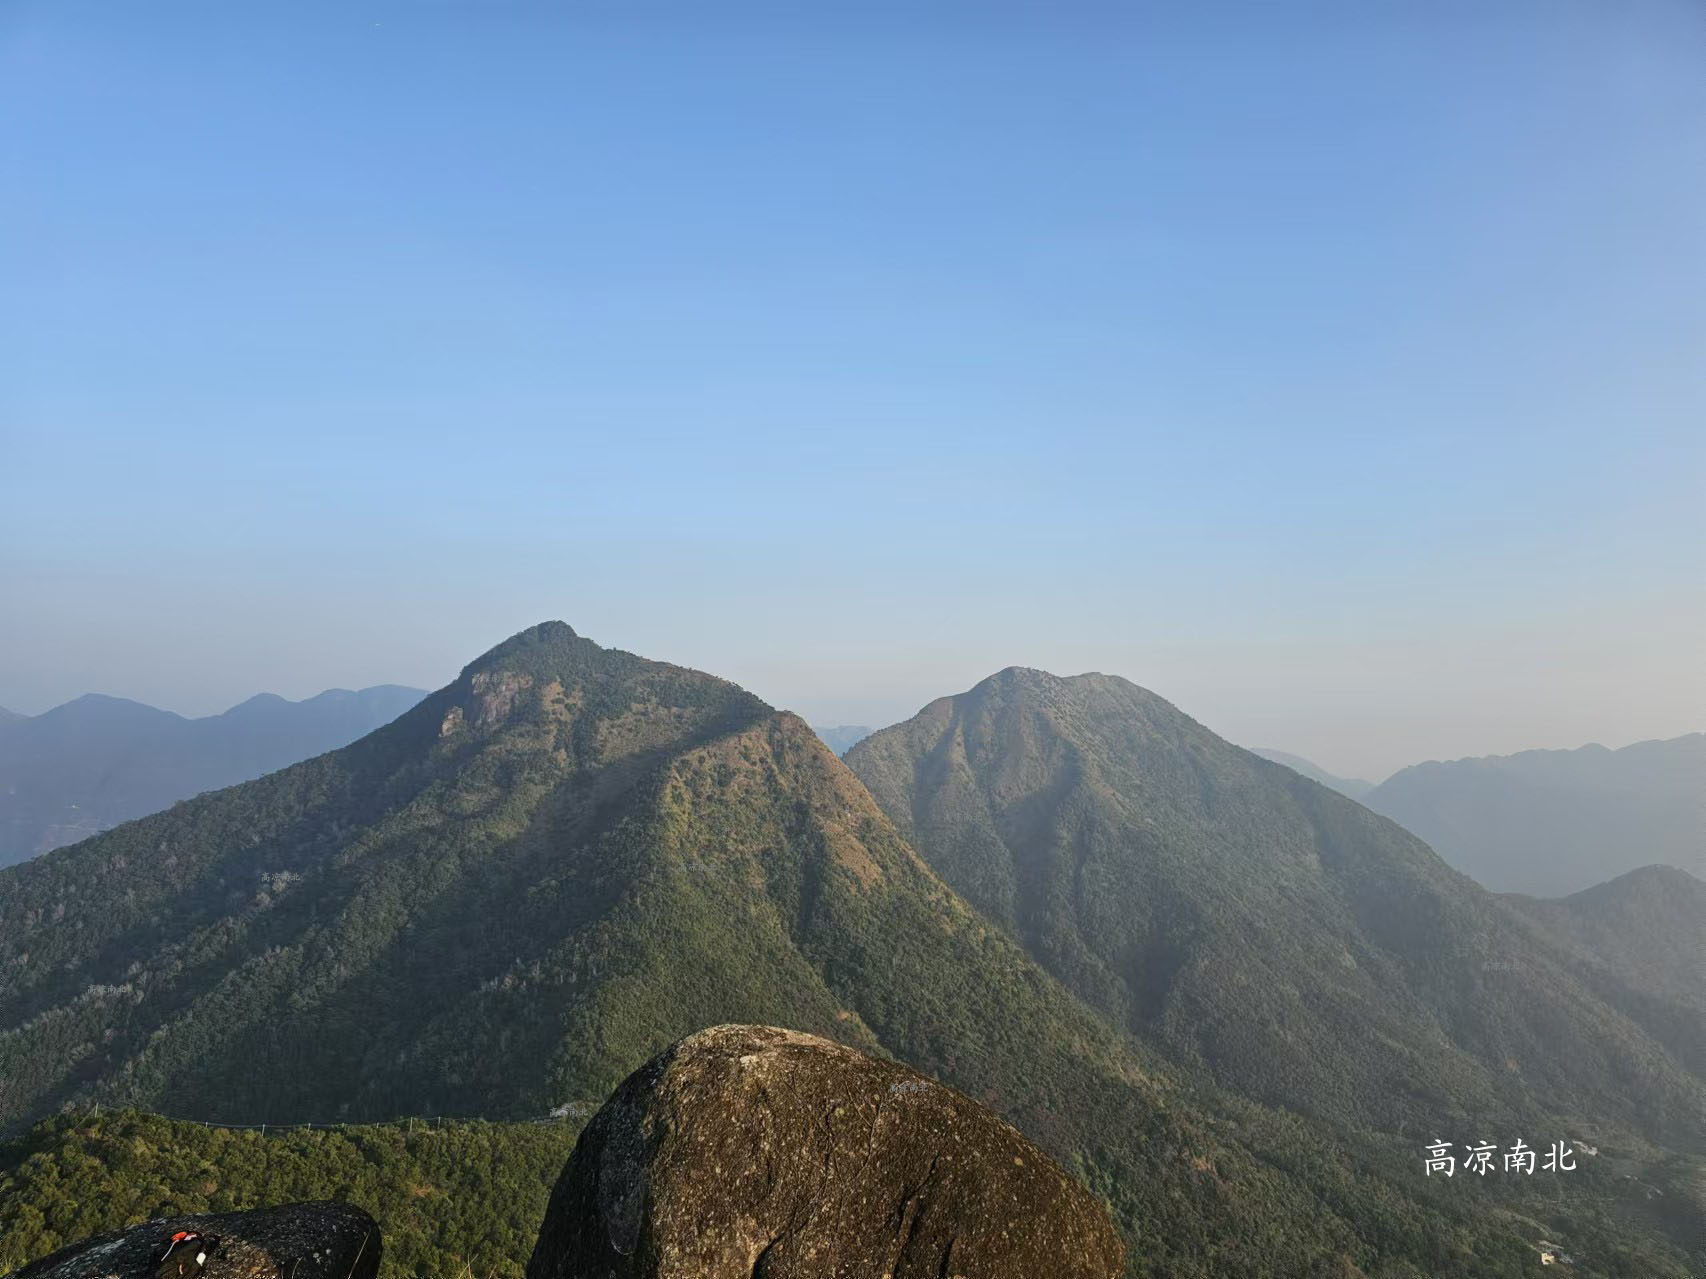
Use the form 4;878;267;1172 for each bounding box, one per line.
527;1024;1125;1279
5;1202;380;1279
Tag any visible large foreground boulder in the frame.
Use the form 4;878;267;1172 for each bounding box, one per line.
4;1203;380;1279
528;1024;1125;1279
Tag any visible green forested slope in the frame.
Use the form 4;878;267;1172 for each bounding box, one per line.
1;627;1698;1276
3;1108;1698;1279
845;668;1706;1148
0;1110;577;1279
1503;865;1706;1080
0;624;777;1125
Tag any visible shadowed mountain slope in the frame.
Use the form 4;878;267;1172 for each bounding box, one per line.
846;668;1706;1151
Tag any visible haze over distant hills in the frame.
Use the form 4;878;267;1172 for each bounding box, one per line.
1504;864;1706;1078
1360;733;1705;897
811;724;873;755
5;624;1700;1274
1249;748;1375;798
0;685;426;868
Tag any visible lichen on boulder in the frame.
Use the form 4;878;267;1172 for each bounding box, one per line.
526;1024;1125;1279
4;1202;380;1279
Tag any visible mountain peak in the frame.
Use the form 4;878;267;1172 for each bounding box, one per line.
974;666;1157;699
1569;861;1703;903
222;692;290;714
461;621;585;677
979;665;1074;692
429;622;773;750
37;694;186;727
956;666;1186;730
847;669;1706;1152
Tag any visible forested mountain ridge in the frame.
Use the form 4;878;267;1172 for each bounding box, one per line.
1361;733;1704;896
1503;865;1706;1080
0;685;426;868
1;627;1698;1275
0;622;783;1127
845;667;1706;1150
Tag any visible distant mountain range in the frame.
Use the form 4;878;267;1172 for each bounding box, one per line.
0;685;426;867
1249;747;1375;798
1361;734;1704;896
810;724;872;755
8;625;1704;1272
1250;736;1703;897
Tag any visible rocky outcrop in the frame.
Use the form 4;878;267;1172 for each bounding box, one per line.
5;1203;380;1279
527;1024;1125;1279
470;670;534;729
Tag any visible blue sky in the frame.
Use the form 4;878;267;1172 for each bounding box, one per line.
3;0;1702;777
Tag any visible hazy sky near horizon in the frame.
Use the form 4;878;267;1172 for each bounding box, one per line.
3;1;1703;779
